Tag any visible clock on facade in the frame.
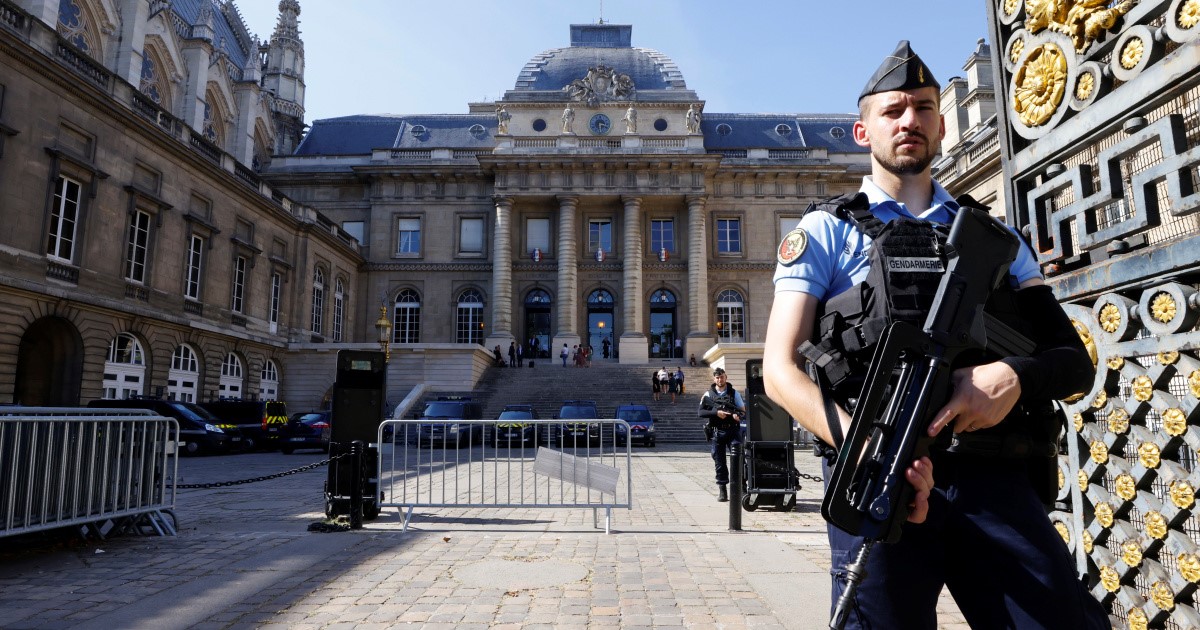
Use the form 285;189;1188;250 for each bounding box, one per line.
588;113;611;135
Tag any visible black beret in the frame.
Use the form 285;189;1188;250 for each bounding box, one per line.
858;40;940;102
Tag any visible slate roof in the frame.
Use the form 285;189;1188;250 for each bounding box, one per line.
295;115;496;156
171;0;256;70
700;114;865;152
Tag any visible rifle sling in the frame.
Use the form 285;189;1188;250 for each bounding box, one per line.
799;340;845;450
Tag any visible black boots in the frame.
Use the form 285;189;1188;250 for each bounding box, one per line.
717;485;728;502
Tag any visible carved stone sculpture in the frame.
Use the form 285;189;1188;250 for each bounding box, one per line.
685;104;702;134
562;65;635;105
623;105;637;134
495;105;511;135
561;106;575;134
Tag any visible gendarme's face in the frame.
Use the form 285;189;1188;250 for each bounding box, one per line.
854;87;945;176
713;373;727;385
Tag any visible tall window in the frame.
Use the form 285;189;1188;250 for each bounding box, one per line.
716;289;746;342
455;289;484;344
57;0;94;52
651;219;674;254
202;100;219;145
47;176;82;262
218;352;243;398
269;273;281;328
588;219;612;254
310;267;325;334
459;217;484;254
124;210;151;283
139;54;163;105
184;235;204;299
393;289;421;343
230;256;247;313
260;360;281;400
717;218;742;254
332;278;345;342
527;217;550;255
102;333;146;399
396;218;421;255
167;344;200;402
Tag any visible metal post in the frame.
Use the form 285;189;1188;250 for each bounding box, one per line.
729;442;742;531
350;440;363;530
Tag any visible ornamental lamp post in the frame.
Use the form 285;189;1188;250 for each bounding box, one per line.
374;301;392;363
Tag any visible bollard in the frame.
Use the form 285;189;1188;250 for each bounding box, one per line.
729;441;743;531
350;439;364;530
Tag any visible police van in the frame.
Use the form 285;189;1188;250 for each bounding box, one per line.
200;398;288;451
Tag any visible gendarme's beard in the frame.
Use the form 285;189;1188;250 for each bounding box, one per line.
873;136;938;176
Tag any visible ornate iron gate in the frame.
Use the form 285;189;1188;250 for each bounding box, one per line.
986;1;1200;627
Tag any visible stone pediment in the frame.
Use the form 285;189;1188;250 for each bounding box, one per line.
563;65;635;105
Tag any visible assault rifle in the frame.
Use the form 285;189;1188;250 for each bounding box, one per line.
823;206;1036;630
701;391;742;440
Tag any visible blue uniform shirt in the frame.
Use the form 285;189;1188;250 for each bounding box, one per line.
773;177;1041;300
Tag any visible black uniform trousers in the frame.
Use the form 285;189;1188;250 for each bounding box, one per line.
825;453;1110;629
710;425;741;486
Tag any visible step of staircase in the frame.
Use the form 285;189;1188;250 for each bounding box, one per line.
409;359;717;444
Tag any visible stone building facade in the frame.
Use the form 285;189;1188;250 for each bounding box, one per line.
267;23;872;369
1;3;877;410
0;0;361;408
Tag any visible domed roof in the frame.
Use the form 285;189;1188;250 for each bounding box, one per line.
506;25;694;101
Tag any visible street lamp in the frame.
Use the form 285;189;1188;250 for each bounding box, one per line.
375;300;392;363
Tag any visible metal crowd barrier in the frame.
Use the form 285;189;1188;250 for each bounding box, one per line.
377;418;633;533
0;407;178;539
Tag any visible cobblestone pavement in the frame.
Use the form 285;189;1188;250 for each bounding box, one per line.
0;445;969;629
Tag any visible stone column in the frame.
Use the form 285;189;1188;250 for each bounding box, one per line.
686;195;715;360
619;196;648;363
552;195;581;352
484;196;515;350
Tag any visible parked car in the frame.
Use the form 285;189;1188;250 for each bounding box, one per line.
553;400;601;448
87;398;242;455
615;403;656;447
493;404;539;447
417;397;484;448
199;399;288;451
281;411;331;454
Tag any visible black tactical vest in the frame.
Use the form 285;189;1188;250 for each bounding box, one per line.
803;193;1027;408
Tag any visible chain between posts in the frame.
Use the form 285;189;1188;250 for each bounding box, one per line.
176;452;349;489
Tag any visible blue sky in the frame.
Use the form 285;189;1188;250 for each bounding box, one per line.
233;0;991;123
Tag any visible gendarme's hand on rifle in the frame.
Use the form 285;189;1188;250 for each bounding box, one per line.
715;409;740;422
905;456;934;524
926;361;1022;436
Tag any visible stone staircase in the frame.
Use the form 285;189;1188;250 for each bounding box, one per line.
411;359;717;443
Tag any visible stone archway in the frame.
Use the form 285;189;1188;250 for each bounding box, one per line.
14;316;84;406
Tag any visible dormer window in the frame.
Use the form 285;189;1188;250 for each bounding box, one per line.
775;124;792;137
716;123;732;136
469;124;486;138
830;126;846;139
410;124;427;136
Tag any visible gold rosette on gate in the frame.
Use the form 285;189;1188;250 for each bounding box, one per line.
1013;42;1068;127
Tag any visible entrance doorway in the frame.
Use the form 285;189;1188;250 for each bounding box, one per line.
524;289;552;358
649;289;678;359
14;316;84;406
587;289;615;360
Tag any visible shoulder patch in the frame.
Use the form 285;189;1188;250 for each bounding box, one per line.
777;228;809;266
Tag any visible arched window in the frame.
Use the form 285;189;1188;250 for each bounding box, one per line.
393;289;421;344
455;289;484;345
716;289;745;342
332;277;345;342
310;267;325;335
260;359;280;400
219;352;243;398
588;289;614;305
525;289;552;305
168;344;200;402
57;0;95;54
650;289;676;305
103;333;145;399
140;51;165;105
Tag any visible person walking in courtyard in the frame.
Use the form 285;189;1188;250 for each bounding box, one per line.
561;343;569;367
651;370;661;401
675;366;686;395
508;341;517;369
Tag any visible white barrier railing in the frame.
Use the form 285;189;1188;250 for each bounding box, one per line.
377;419;633;533
0;408;178;538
